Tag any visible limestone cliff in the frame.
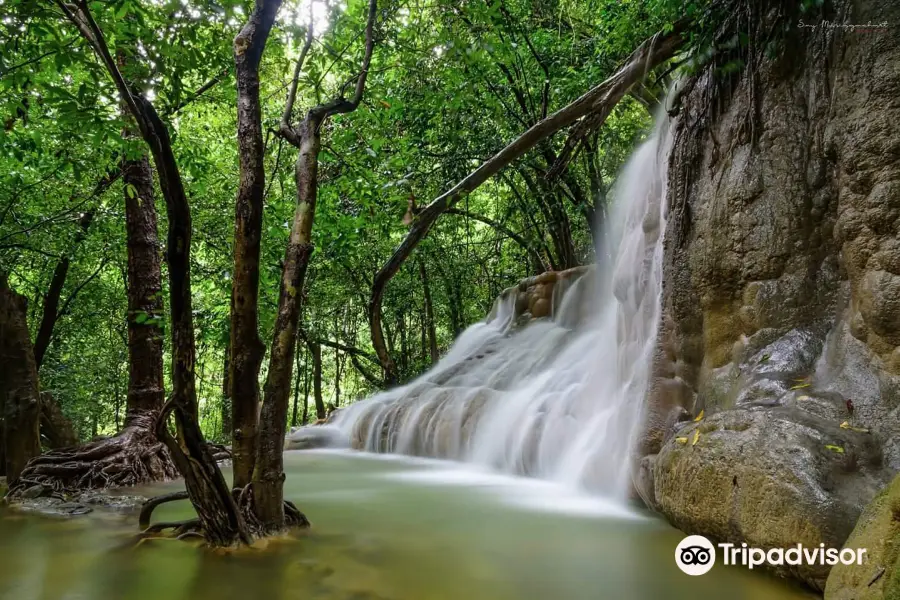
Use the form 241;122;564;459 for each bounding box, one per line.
639;0;900;590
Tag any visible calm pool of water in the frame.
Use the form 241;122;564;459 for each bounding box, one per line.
0;450;816;600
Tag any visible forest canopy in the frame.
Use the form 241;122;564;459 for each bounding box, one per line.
0;0;690;446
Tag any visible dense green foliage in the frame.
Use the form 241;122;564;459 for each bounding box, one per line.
1;0;687;442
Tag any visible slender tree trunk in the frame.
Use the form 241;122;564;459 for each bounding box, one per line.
255;0;377;531
122;153;166;424
32;211;93;369
398;313;408;376
310;339;324;421
221;329;233;440
291;343;302;427
0;275;41;483
419;259;439;363
301;351;310;425
228;0;282;490
255;115;321;529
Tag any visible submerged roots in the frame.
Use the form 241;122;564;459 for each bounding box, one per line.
137;484;310;545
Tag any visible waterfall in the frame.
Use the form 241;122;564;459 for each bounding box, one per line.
289;112;675;498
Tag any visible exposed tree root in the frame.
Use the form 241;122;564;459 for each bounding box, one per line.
6;413;177;498
137;482;310;545
206;442;232;462
139;490;189;529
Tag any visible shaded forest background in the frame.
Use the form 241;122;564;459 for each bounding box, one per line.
1;0;689;445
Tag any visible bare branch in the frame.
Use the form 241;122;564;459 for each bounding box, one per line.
280;3;315;138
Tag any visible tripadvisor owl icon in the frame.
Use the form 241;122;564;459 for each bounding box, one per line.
676;535;716;576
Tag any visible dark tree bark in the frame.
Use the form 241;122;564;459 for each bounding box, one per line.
122;153;166;424
301;352;310;425
368;23;686;381
254;0;377;532
291;343;303;427
308;338;324;422
39;392;78;448
33;210;93;369
0;274;41;483
228;0;283;490
418;259;439;364
47;0;268;545
221;333;233;440
8;43;178;496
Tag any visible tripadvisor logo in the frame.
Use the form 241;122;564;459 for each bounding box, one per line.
676;535;716;576
675;535;868;576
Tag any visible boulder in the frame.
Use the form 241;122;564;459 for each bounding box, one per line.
825;475;900;599
652;406;884;589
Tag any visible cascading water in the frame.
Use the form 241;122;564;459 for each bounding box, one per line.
289;111;675;497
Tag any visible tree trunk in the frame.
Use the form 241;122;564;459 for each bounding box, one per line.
228;0;282;490
419;259;439;363
123;153;166;424
255;116;321;529
301;352;310;425
254;0;377;531
52;1;259;544
368;23;685;379
39;392;78;448
310;339;324;421
0;275;41;483
32;211;93;369
221;331;233;440
291;343;302;427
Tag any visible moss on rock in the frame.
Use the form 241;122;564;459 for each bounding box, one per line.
825;476;900;600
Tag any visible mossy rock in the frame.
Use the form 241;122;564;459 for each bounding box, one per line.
825;475;900;600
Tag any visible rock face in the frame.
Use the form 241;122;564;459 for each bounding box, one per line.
639;0;900;590
825;474;900;599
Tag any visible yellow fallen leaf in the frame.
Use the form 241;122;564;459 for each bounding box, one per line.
825;444;845;453
790;383;811;390
694;409;705;422
797;395;810;401
675;437;688;444
691;429;700;446
839;421;870;433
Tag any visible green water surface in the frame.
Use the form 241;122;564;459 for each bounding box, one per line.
0;450;817;600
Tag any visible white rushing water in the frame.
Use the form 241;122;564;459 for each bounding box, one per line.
289;112;675;498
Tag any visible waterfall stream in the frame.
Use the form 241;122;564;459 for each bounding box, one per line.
290;113;675;498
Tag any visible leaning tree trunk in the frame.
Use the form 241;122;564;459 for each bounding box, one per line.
368;22;686;382
0;274;41;483
49;0;273;545
32;210;93;369
255;117;322;531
